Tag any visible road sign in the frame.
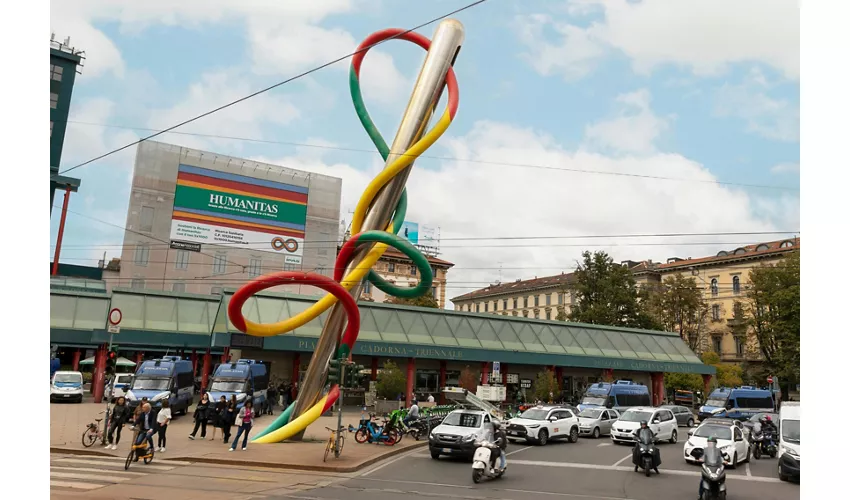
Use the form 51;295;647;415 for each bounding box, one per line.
767;376;774;384
108;308;122;326
107;324;120;334
492;361;501;378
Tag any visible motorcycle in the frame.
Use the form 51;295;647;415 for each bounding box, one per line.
761;429;777;458
632;429;661;477
690;447;729;500
471;440;505;484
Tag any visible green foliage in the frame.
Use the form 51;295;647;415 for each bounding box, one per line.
700;351;743;389
555;306;568;321
458;365;479;391
568;251;661;330
746;251;800;389
531;370;560;402
664;372;703;394
387;294;440;308
375;360;406;400
646;274;708;349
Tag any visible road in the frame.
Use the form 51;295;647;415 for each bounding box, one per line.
279;434;800;500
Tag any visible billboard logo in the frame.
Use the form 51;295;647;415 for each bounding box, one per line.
271;237;299;253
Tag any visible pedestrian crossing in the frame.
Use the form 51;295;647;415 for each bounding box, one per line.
50;453;194;493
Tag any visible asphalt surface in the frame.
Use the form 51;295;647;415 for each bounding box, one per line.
277;431;800;500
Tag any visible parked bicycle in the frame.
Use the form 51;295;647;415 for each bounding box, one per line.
82;410;109;448
323;426;347;462
352;414;400;446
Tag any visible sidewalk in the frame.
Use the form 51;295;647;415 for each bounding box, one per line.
51;402;424;473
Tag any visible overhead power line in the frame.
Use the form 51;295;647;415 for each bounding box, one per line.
54;0;491;178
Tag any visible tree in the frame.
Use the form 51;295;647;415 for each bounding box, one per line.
701;351;743;389
568;251;661;329
375;360;406;400
663;372;703;394
531;370;560;403
746;250;800;399
387;294;440;308
646;274;709;350
458;365;479;391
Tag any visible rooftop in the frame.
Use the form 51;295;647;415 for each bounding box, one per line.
379;247;454;268
633;237;801;273
451;272;574;302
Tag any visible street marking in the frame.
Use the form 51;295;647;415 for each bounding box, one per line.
52;454;194;466
51;471;131;482
507;445;533;456
597;442;612;447
746;462;752;477
612;454;632;467
50;480;102;490
53;458;177;471
503;488;636;500
360;446;426;478
355;477;473;489
51;466;145;477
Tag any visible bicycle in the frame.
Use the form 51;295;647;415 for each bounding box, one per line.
82;410;109;448
323;426;346;462
124;438;155;470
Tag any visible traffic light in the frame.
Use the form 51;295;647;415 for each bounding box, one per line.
327;358;341;385
106;346;118;375
346;364;366;389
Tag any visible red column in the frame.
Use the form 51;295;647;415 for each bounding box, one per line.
702;374;713;398
501;363;508;385
221;347;230;365
201;349;212;391
134;351;144;365
555;367;564;391
191;350;198;376
292;352;301;385
406;358;416;407
650;373;665;406
71;349;81;372
92;345;106;402
602;368;614;382
481;361;489;385
51;186;72;276
439;361;447;404
371;356;379;381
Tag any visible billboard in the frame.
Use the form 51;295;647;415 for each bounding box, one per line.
399;221;419;245
169;164;308;263
420;224;437;246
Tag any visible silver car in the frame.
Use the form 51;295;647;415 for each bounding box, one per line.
578;408;620;438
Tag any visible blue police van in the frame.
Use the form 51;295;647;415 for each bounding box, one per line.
578;380;652;412
698;386;776;421
126;356;194;415
206;359;269;414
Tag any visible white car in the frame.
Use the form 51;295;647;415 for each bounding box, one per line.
110;373;135;401
429;409;496;460
610;407;678;445
50;371;84;403
683;419;751;468
506;405;580;445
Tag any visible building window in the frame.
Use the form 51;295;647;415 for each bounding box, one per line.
410;265;417;276
476;303;480;312
51;64;64;81
558;293;563;305
534;295;539;307
213;254;227;274
545;310;551;320
50;92;58;109
172;282;186;293
503;299;508;310
248;258;262;277
283;262;300;271
484;302;489;312
134;243;149;266
570;293;576;304
710;278;719;297
734;337;745;357
711;304;720;321
139;206;155;232
712;336;722;354
523;297;528;308
432;286;437;298
388;263;395;273
513;298;518;309
545;294;551;306
211;286;223;295
175;250;190;270
732;276;741;295
363;281;372;294
130;278;145;289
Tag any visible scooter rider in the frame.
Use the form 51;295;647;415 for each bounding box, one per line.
698;436;720;499
492;420;507;471
632;420;660;473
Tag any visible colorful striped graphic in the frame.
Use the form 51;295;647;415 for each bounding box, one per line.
168;164;309;260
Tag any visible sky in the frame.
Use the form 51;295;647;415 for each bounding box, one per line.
49;0;801;302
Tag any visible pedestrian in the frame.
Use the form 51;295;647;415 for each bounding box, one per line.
156;399;172;452
267;384;277;415
229;401;254;451
222;398;236;444
189;393;210;440
279;381;288;407
105;396;130;450
427;394;435;403
210;396;226;441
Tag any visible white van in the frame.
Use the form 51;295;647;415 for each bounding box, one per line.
50;371;84;403
777;402;800;481
110;373;135;401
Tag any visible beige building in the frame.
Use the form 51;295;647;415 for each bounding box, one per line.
360;248;454;309
451;273;577;320
630;238;800;362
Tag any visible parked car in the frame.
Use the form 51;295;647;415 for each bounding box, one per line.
110;373;134;402
578;408;620;438
684;419;751;468
660;405;696;427
506;405;580;445
611;407;678;445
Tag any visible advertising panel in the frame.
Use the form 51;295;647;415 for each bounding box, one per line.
169;164;308;263
399;221;419;245
419;224;437;246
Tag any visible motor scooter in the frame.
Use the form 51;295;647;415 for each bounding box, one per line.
690;447;729;500
632;429;661;477
471;440;506;483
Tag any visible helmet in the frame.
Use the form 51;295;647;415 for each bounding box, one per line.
640;420;648;427
764;415;772;422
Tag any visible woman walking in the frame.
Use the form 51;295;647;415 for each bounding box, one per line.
156;399;172;452
222;397;236;444
210;396;227;441
229;401;254;451
105;396;131;450
189;393;210;440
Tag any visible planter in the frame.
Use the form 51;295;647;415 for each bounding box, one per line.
375;399;404;414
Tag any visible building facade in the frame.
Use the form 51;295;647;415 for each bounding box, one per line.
451;273;577;320
117;141;342;296
361;248;454;308
631;238;801;363
50;36;84;210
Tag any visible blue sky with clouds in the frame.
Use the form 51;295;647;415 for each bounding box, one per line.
50;0;800;297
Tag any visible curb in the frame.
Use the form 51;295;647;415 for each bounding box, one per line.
50;441;427;473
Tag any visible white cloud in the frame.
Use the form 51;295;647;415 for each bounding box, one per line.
583;89;670;154
50;4;125;79
770;163;800;175
518;0;800;81
714;69;799;142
